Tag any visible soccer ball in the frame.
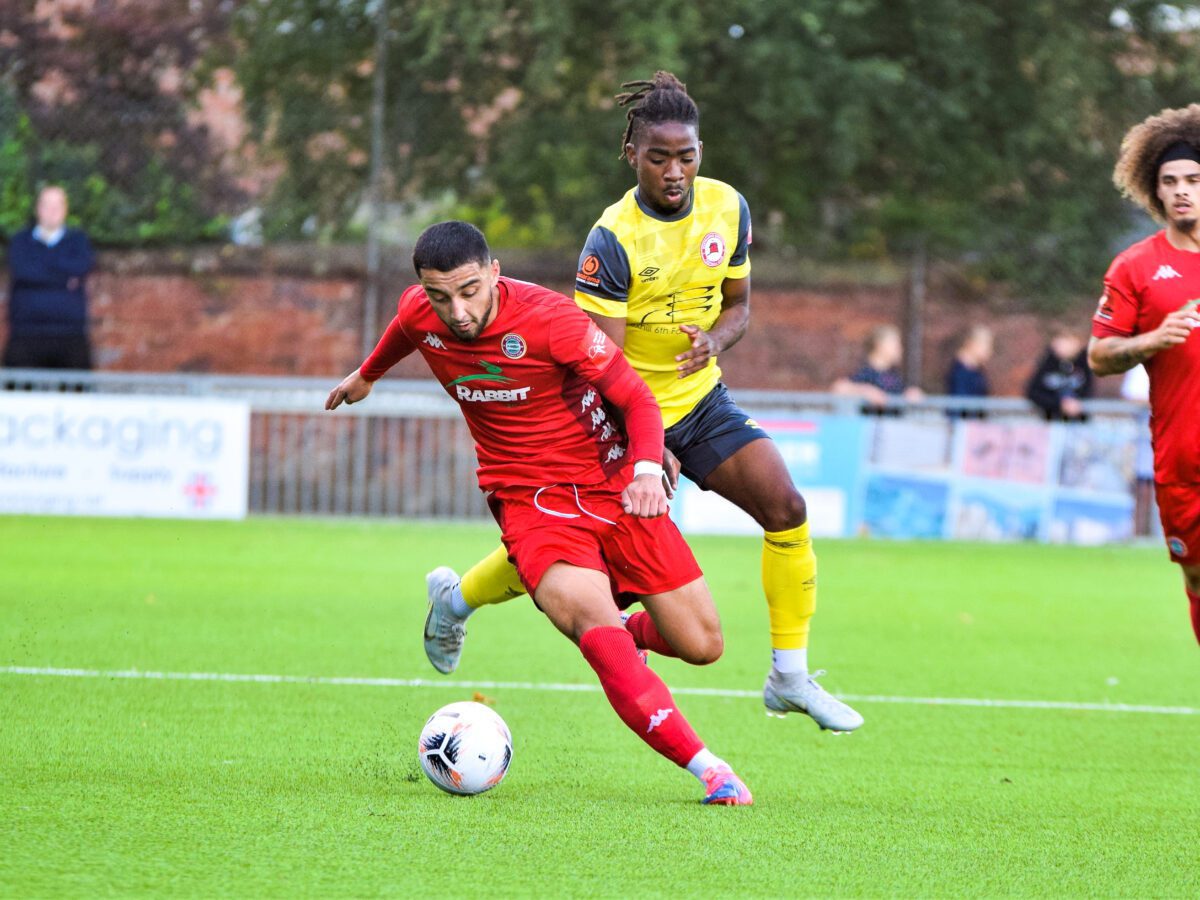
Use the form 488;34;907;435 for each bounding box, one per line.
418;701;512;796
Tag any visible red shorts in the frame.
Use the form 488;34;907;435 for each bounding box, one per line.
486;470;703;599
1155;483;1200;566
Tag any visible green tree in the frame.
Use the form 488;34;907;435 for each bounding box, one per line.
694;0;1200;295
228;0;1200;297
0;1;232;243
229;0;709;243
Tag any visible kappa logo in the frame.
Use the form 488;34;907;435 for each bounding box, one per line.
700;231;727;268
1153;265;1183;281
423;333;446;350
647;707;674;733
587;330;608;359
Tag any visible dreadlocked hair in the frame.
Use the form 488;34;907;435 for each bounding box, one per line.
615;71;699;159
1113;104;1200;220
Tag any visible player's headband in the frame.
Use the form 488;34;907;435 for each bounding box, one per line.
1157;140;1200;169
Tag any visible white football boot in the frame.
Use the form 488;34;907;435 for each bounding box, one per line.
763;669;864;733
423;567;466;674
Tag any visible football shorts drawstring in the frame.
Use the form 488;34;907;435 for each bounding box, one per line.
532;484;617;526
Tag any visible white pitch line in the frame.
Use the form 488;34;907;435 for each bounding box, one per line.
2;665;1197;717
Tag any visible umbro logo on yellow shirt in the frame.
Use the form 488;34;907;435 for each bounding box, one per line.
638;266;660;282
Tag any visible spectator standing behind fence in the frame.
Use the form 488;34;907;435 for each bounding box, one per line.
1024;327;1093;421
945;325;993;398
831;324;925;410
3;186;95;371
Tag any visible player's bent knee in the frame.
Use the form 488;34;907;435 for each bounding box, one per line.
697;630;724;665
758;490;807;533
678;626;723;665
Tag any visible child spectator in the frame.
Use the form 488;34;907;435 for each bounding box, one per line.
946;325;993;398
1025;326;1093;421
832;324;925;410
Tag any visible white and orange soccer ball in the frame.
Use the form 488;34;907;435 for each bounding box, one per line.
418;701;512;796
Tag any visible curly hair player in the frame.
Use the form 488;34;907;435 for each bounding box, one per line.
1089;104;1200;645
426;72;862;732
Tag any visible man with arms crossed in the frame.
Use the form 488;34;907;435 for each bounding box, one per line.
1089;104;1200;644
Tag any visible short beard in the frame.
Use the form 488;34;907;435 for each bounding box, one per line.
1175;216;1198;233
452;286;496;342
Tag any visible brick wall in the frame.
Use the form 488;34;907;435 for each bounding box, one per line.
0;245;1111;397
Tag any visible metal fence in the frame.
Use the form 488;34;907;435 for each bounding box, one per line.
1;368;1148;520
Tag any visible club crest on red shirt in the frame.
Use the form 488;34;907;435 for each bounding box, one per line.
501;333;527;359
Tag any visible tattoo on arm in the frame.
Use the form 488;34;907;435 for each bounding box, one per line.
1092;335;1152;375
1111;345;1150;368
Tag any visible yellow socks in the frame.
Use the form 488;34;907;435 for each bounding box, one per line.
762;522;817;663
463;525;817;657
460;544;527;609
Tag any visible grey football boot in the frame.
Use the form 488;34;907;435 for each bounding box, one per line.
423;566;466;674
763;669;864;733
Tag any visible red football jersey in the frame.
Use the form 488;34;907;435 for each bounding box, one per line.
361;276;642;490
1093;231;1200;483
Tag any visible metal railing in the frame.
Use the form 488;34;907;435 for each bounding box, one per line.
1;368;1148;519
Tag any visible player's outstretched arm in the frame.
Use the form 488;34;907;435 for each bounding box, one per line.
326;313;417;409
1089;300;1199;376
676;276;751;379
325;368;374;410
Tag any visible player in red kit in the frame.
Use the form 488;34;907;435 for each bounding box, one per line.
326;221;751;804
1089;105;1200;645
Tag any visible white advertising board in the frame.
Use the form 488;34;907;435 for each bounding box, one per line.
0;392;250;519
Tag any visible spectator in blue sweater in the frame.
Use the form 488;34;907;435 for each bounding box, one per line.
832;324;925;410
3;185;95;371
945;325;993;397
944;325;993;418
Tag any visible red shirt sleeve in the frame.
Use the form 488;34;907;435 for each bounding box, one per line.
360;313;416;381
592;360;664;466
548;301;621;381
1092;254;1139;338
549;303;663;465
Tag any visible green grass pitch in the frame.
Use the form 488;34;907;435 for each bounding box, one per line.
2;515;1198;897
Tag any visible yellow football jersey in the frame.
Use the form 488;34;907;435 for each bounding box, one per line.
574;176;751;427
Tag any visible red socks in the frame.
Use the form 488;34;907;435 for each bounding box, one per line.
1188;590;1200;645
578;626;703;768
623;611;679;658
